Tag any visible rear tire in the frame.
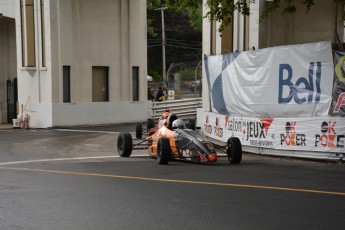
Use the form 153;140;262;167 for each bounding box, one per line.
135;123;143;139
227;137;242;164
157;138;171;165
117;132;132;157
147;118;155;130
189;119;196;130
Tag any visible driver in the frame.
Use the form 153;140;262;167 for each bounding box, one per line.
172;119;185;129
161;109;170;119
158;109;170;128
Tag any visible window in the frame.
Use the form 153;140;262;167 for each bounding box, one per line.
132;67;139;101
92;67;109;102
20;0;36;67
40;0;46;67
63;66;71;103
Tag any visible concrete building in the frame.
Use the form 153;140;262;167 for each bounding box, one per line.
0;0;148;128
202;0;344;110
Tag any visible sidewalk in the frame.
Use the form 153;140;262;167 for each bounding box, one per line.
0;123;14;129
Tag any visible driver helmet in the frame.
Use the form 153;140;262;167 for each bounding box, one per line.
161;109;170;119
172;119;185;129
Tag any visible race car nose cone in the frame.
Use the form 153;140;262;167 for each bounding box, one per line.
208;154;217;162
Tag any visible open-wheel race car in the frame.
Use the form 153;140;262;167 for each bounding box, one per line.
116;113;243;165
134;109;196;139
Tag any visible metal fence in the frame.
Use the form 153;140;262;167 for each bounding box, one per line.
148;61;202;100
149;98;202;120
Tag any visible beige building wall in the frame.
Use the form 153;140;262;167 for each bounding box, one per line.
53;0;147;102
0;0;148;128
259;0;343;48
206;0;344;54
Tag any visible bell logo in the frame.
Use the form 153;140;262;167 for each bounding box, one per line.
278;62;321;104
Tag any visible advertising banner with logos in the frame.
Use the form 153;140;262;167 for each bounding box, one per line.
203;112;345;154
204;42;334;117
332;51;345;117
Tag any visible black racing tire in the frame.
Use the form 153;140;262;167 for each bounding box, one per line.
185;122;191;129
167;114;178;130
147;118;155;130
135;123;143;139
157;138;171;165
189;119;196;130
227;137;242;164
117;132;133;157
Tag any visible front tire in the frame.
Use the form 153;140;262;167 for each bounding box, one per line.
227;137;242;164
157;138;171;165
117;132;132;157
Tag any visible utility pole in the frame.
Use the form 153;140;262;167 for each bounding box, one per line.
155;5;167;82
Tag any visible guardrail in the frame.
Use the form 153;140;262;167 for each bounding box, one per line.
149;98;202;120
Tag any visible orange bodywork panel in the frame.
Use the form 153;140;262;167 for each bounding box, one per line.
147;125;177;157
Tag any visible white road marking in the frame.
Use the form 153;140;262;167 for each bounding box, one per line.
0;154;149;166
84;144;100;147
55;129;119;134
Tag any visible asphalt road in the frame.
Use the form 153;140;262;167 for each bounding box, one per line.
0;125;344;230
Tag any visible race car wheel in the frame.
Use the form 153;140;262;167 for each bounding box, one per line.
189;119;196;130
117;132;133;157
157;138;171;165
135;123;143;139
147;118;155;130
227;137;242;164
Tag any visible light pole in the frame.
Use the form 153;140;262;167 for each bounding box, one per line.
155;6;167;83
194;61;201;97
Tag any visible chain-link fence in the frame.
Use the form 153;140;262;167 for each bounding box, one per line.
148;61;202;101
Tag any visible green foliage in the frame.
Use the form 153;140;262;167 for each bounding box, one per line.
147;0;161;37
167;0;345;33
259;0;315;22
205;0;253;33
147;0;202;77
187;4;203;30
147;18;158;37
148;70;161;81
165;0;203;30
177;68;195;78
147;0;161;10
166;0;201;11
147;0;202;36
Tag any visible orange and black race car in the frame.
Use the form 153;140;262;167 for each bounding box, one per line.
117;114;242;165
134;109;196;138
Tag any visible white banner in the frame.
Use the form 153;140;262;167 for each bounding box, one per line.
203;112;345;154
205;42;334;117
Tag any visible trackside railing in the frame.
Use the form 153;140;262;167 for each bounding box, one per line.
149;98;202;120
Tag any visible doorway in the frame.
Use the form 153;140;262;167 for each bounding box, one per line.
92;66;109;102
7;78;18;123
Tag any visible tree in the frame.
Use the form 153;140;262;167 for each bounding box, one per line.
147;0;202;79
147;0;202;34
166;0;345;33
